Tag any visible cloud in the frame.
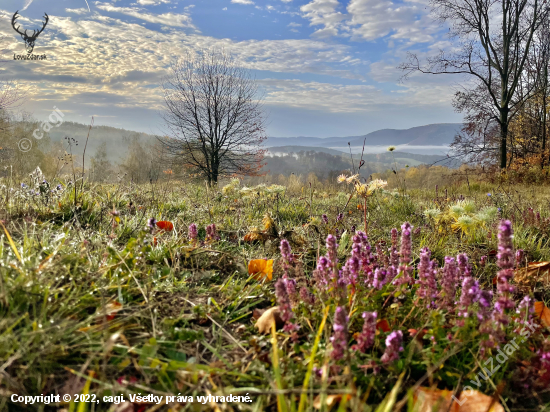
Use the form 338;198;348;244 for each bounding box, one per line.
288;22;301;27
231;0;255;4
95;3;196;29
299;0;438;44
66;8;90;15
136;0;172;5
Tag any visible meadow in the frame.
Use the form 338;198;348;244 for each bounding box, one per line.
1;167;549;411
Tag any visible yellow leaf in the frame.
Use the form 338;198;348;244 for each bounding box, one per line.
313;394;351;410
248;259;273;281
414;387;504;412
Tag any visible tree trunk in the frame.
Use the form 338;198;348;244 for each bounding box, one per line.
499;109;509;169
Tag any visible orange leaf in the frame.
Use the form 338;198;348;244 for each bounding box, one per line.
414;387;504;412
534;301;550;327
313;394;352;410
156;221;174;231
248;259;274;281
515;261;550;286
376;319;390;332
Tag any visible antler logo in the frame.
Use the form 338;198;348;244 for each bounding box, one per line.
11;11;49;54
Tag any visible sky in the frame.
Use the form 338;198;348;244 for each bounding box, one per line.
0;0;465;137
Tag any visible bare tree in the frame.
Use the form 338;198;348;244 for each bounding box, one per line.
400;0;550;169
160;50;267;185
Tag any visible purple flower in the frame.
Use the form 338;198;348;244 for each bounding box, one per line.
280;239;293;278
381;330;404;363
284;278;299;305
393;222;413;286
322;214;329;224
336;213;343;222
416;247;437;306
354;312;377;353
480;255;487;267
457;253;470;281
326;234;339;281
494;220;515;322
373;268;387;289
516;295;534;325
515;249;524;267
438;256;458;310
330;306;349;360
299;287;315;306
206;223;220;241
147;217;157;231
314;256;330;287
275;279;299;332
477;289;493;321
458;276;480;318
188;223;198;241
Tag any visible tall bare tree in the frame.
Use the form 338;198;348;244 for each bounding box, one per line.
400;0;550;169
160;51;266;185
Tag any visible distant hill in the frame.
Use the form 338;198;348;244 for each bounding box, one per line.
266;123;462;148
46;122;159;162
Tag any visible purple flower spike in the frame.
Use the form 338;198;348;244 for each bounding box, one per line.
275;279;299;332
393;222;413;286
330;306;349;360
416;247;437;306
188;223;198;240
458;276;480;318
493;220;515;323
280;239;293;278
354;312;377;353
381;330;404;363
439;256;458;310
326;234;339;281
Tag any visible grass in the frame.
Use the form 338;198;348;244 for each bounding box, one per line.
1;171;550;411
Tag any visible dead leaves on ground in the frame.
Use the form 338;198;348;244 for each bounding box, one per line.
413;387;504;412
515;261;550;287
254;307;283;334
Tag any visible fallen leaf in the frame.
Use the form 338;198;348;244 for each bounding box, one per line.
414;387;504;412
248;259;274;281
243;232;266;243
156;220;174;231
376;319;390;332
515;262;550;286
534;301;550;327
254;307;282;334
313;394;352;410
96;301;123;321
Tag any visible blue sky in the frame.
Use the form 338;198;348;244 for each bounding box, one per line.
0;0;464;137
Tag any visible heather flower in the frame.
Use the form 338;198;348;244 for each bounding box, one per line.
494;220;515;321
416;247;437;307
284;278;299;306
280;239;293;278
439;256;458;310
516;249;524;267
480;255;487;266
372;268;387;289
300;287;315;306
314;256;330;287
381;330;404;363
326;234;339;280
188;223;198;241
353;312;377;353
477;289;493;322
393;222;413;286
322;214;329;224
275;279;299;332
516;295;534;324
206;223;220;241
457;253;470;281
458;276;480;318
336;213;343;222
330;306;349;360
345;256;360;285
